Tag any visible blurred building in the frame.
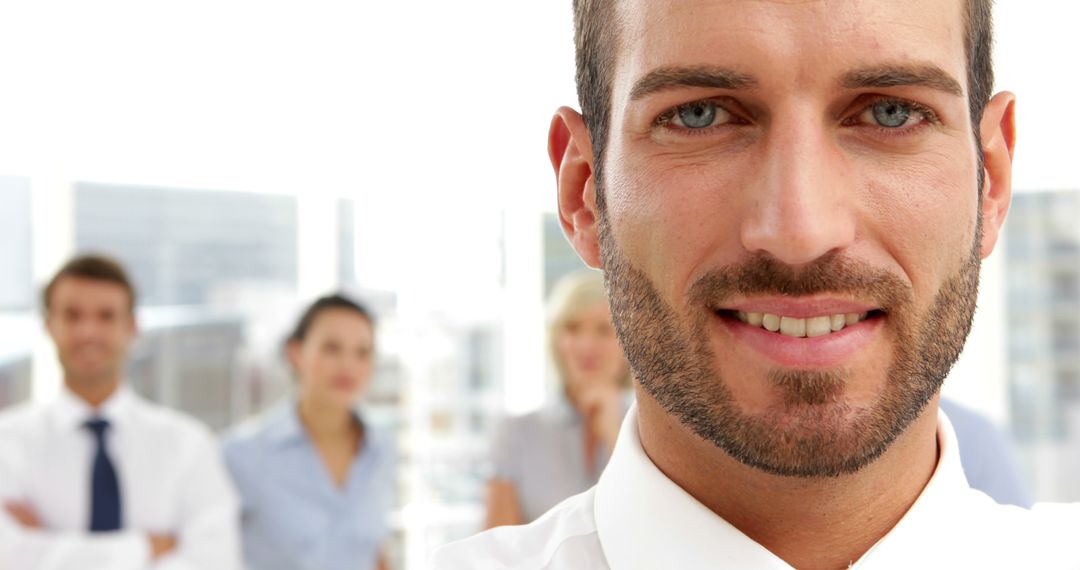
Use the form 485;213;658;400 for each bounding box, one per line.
74;183;299;306
0;177;33;311
0;357;31;408
0;179;34;408
399;314;504;559
542;212;589;297
1006;190;1080;501
0;319;32;409
126;308;247;431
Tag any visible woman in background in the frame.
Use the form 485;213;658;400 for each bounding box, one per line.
484;270;632;527
223;294;395;570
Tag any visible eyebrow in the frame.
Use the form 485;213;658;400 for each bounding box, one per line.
629;66;757;100
840;64;964;97
628;62;965;101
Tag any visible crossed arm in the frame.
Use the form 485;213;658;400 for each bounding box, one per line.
0;430;242;570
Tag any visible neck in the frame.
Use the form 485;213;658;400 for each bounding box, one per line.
565;387;587;416
66;375;122;409
298;397;357;441
637;392;939;570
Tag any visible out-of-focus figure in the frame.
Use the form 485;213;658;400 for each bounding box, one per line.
0;254;242;570
223;294;396;570
941;398;1032;508
484;270;631;528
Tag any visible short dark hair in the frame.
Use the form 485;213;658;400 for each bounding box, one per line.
288;293;375;344
43;254;137;313
573;0;996;205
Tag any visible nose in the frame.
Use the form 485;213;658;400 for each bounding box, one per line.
739;109;856;266
73;318;104;342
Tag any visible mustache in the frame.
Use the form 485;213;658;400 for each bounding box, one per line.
70;342;110;351
687;252;913;311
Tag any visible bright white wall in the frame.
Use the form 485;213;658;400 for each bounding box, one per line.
995;1;1080;193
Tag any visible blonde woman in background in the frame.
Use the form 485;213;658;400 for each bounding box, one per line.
484;270;631;528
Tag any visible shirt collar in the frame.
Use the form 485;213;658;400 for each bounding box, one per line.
50;384;136;433
264;401;307;446
848;407;976;565
264;399;370;448
594;402;968;569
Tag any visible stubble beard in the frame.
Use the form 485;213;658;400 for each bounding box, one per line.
60;347;125;396
596;201;981;478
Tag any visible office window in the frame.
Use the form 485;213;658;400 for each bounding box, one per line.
74;183;299;306
1007;190;1080;499
542;212;589;297
0;177;33;310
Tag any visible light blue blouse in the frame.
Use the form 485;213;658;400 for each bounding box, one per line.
222;403;396;570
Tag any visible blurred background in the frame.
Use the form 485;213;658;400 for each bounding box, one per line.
0;1;1077;568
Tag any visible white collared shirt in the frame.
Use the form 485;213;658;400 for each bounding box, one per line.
431;403;1080;569
0;386;243;570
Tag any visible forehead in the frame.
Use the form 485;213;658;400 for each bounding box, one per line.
51;277;130;308
307;308;373;339
612;0;967;100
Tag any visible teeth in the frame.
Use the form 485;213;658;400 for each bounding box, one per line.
779;316;806;337
805;316;832;338
761;313;781;332
733;310;871;337
830;314;846;332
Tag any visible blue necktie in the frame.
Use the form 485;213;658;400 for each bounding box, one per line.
84;418;122;532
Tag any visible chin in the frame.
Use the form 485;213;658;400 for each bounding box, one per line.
335;391;363;408
67;366;119;385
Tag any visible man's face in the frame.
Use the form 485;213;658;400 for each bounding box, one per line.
583;0;1008;476
46;277;136;389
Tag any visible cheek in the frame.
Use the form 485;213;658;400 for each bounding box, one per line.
299;353;332;383
555;335;577;359
353;358;375;380
606;151;747;299
858;150;978;299
108;325;132;348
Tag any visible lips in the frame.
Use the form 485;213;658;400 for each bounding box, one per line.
712;298;886;368
331;376;357;390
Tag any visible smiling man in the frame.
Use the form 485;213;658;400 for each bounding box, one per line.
0;255;241;569
431;1;1080;569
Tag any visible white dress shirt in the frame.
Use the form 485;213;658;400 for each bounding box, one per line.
431;403;1080;569
0;385;242;570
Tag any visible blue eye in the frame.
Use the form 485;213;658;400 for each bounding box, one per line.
871;101;913;128
676;101;718;129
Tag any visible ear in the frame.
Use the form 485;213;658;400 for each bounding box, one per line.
285;340;302;372
127;312;139;338
43;310;56;340
549;107;602;268
977;91;1017;259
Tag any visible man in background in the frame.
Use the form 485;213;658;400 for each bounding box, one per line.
0;254;241;569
